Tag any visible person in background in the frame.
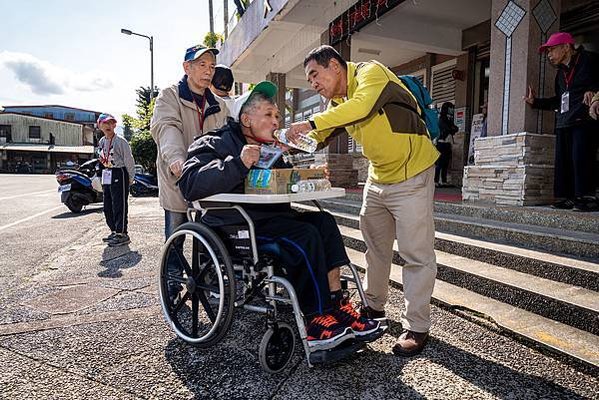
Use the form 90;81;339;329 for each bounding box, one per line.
590;91;599;120
523;32;599;212
480;101;488;138
150;44;229;299
211;64;236;113
434;102;458;187
97;113;136;246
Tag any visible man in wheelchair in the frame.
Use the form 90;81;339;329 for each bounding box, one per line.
177;81;382;350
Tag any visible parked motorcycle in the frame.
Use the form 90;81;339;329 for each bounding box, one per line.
130;165;159;197
55;159;103;213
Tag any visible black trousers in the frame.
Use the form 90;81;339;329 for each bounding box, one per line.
435;142;452;183
103;167;130;234
255;211;350;318
554;122;598;199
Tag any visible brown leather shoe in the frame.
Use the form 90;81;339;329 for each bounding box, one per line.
392;330;429;356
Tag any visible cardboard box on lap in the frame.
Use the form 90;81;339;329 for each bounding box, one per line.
245;168;326;194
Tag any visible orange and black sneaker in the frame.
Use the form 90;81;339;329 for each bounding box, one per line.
306;314;354;350
334;299;381;338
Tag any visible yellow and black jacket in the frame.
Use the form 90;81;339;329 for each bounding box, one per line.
308;61;439;184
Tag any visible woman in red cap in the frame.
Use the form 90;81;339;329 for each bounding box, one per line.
523;32;599;212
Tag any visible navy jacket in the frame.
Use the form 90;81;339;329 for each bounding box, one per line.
533;49;599;128
178;120;293;226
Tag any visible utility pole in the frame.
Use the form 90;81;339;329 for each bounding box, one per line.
209;0;214;34
224;0;229;39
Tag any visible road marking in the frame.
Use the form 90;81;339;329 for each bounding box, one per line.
0;189;56;201
0;205;64;232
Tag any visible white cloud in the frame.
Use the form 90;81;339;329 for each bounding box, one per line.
0;51;113;95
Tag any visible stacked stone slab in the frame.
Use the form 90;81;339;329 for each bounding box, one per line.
314;153;359;188
462;132;555;206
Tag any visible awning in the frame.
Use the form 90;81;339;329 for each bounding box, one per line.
0;143;95;154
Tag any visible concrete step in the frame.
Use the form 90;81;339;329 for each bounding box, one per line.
306;198;599;261
294;202;599;334
297;203;599;291
337;222;599;336
434;201;599;234
345;247;599;371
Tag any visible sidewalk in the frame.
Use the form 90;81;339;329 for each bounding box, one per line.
0;197;597;399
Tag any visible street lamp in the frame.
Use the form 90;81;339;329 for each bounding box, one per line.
120;28;154;98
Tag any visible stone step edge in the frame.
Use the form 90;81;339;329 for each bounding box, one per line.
292;203;599;274
434;212;599;245
309;198;599;245
345;248;599;371
337;224;598;314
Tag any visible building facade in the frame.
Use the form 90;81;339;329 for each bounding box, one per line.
0;113;95;173
217;0;599;205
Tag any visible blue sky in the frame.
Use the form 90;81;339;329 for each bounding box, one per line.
1;0;228;121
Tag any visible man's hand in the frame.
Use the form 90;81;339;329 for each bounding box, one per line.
240;144;261;168
583;91;595;106
287;121;313;145
169;160;184;177
590;100;599;120
522;85;535;105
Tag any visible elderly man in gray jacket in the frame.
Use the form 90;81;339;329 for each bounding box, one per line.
150;44;229;298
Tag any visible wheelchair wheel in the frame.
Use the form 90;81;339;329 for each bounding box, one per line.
258;322;296;373
159;222;235;348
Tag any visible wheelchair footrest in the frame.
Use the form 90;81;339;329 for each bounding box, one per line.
308;339;366;365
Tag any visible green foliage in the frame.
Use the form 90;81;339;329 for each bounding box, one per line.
203;31;224;48
130;130;157;175
122;114;134;141
124;85;159;175
134;86;156;131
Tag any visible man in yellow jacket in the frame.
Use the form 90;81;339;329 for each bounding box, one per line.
288;45;439;356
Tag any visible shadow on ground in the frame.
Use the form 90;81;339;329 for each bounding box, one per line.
52;207;103;219
98;246;142;278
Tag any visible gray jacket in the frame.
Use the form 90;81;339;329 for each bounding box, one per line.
99;134;136;183
150;75;229;212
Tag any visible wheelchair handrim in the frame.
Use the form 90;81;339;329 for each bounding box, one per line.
159;229;226;343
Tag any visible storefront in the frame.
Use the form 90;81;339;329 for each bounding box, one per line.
218;0;598;204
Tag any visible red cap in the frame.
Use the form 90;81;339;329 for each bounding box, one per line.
539;32;575;53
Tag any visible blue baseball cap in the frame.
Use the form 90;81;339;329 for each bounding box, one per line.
184;44;219;62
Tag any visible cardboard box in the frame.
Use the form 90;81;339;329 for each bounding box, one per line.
245;168;326;194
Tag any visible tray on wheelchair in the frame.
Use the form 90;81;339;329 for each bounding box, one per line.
192;187;345;209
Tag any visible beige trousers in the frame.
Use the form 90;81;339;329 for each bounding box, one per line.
360;166;437;333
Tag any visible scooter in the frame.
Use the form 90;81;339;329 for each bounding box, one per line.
130;166;159;197
55;159;103;213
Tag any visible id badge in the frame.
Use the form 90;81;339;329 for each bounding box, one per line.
560;91;570;114
102;169;112;185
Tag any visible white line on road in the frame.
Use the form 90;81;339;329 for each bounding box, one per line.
0;205;64;233
0;189;56;201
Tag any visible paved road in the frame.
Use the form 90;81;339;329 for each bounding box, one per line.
0;174;597;399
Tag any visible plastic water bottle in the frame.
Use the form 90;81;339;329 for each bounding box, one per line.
273;128;318;153
290;179;332;193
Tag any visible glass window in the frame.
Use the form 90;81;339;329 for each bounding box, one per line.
29;126;41;139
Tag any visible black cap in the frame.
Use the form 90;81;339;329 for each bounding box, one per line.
212;64;234;92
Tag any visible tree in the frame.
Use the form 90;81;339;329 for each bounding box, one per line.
124;85;159;174
203;31;224;48
122;114;134;141
130;130;157;175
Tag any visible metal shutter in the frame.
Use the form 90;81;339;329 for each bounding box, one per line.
431;59;457;107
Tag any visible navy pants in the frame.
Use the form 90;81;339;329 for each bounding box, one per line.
554;122;598;199
255;211;350;318
435;142;452;184
103;167;130;234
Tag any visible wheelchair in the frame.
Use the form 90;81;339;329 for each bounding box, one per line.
158;191;381;373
